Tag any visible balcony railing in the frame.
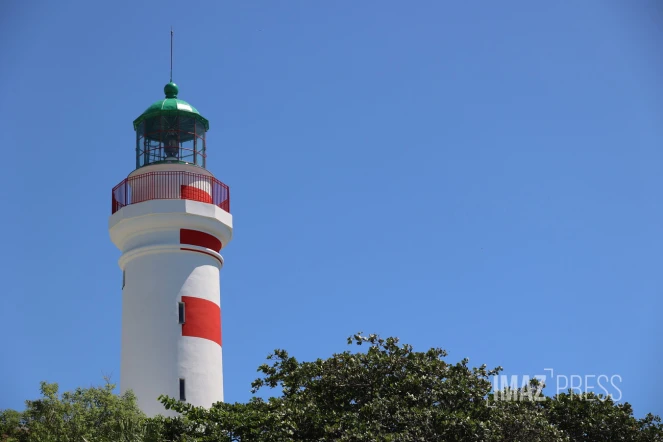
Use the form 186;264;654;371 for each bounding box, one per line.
111;170;230;214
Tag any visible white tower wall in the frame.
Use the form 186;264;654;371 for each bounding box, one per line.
109;166;233;417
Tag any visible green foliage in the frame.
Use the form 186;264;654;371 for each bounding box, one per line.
0;378;151;442
157;333;663;441
2;334;662;441
543;392;663;442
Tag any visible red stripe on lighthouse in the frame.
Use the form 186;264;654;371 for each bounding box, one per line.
181;296;222;346
180;229;222;252
181;185;212;204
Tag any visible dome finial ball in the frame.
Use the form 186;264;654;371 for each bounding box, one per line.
164;82;179;98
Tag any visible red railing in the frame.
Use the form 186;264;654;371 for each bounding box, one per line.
111;171;230;214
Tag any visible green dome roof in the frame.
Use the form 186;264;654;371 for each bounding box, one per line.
133;82;209;130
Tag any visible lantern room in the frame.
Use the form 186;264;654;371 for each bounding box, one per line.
133;82;209;169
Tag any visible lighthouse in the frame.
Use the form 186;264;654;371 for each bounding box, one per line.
109;80;233;417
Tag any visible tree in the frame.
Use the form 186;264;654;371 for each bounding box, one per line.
3;334;662;441
158;333;663;441
0;378;155;442
543;392;663;442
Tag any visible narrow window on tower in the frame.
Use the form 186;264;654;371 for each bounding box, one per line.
178;302;185;324
179;378;186;401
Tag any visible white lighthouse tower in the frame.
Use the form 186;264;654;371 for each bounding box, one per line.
109;80;233;416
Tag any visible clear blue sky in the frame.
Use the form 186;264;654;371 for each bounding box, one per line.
1;0;661;417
